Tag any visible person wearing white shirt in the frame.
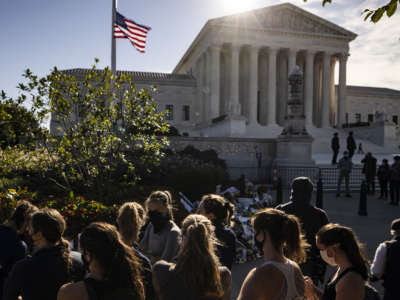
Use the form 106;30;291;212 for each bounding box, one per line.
371;218;400;300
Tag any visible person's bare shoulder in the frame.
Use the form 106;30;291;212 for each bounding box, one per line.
57;281;88;300
237;264;285;300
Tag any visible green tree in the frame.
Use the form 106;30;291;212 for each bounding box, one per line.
0;100;43;149
305;0;399;23
1;60;170;201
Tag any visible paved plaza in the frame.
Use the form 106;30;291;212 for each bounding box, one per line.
231;190;399;298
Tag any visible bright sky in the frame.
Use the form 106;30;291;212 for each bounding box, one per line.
1;0;399;99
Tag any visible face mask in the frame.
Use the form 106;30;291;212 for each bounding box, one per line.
148;210;170;233
254;231;265;255
320;249;337;266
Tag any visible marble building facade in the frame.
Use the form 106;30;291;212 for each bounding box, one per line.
173;3;357;135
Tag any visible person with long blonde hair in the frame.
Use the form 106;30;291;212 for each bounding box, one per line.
237;208;309;300
117;202;155;300
152;214;231;300
139;191;181;263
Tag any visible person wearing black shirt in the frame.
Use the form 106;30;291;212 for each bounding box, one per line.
198;194;236;270
276;177;329;284
331;133;340;165
346;131;356;158
3;208;84;300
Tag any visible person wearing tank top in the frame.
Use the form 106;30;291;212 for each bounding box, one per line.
237;208;308;300
304;224;368;300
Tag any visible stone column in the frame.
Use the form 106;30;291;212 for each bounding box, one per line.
288;49;297;75
304;50;315;126
230;44;241;116
267;47;278;125
338;53;348;128
209;45;221;120
248;46;259;125
197;55;205;123
321;51;332;128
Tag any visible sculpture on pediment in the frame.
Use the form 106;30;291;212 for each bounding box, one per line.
259;9;345;36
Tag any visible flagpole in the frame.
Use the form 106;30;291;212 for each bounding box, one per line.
111;0;117;74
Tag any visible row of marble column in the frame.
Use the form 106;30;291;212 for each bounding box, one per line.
195;44;348;128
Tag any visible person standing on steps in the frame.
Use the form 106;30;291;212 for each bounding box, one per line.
336;151;353;198
361;152;377;195
389;156;400;205
377;159;390;200
346;131;357;158
331;133;340;165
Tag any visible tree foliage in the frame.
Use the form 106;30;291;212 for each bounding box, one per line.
304;0;400;23
0;101;43;149
1;60;170;200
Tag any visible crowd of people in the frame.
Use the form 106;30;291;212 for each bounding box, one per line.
1;176;399;300
332;132;400;205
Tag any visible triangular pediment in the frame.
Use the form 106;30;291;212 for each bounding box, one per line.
209;3;356;39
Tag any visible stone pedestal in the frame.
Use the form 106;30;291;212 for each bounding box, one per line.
275;135;314;166
275;66;315;166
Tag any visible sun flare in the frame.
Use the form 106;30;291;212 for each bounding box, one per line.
221;0;254;13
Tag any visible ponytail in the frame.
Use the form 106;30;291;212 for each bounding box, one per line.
317;224;369;280
31;208;72;278
176;214;224;299
252;208;309;264
284;214;308;263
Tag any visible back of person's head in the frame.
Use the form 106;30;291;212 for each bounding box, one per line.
176;214;223;299
316;224;369;279
117;202;142;245
334;133;338;136
290;177;313;204
10;200;38;232
252;208;309;263
349;131;353;135
80;222;144;298
394;155;400;162
31;208;71;273
199;194;235;226
391;218;400;236
145;190;174;220
383;159;388;164
367;152;372;157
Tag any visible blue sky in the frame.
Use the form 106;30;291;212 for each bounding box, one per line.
1;0;399;99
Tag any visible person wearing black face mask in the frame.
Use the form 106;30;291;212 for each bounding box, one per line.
139;191;181;264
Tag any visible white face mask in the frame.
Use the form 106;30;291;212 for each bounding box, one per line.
320;249;337;266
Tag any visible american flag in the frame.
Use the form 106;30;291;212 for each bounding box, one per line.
114;12;151;53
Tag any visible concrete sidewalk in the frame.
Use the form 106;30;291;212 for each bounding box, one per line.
231;190;399;299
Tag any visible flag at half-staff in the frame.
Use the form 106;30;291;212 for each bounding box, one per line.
114;11;151;53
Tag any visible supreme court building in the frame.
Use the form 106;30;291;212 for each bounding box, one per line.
55;3;400;153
